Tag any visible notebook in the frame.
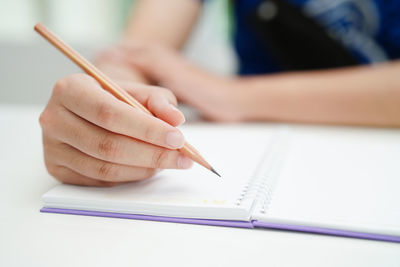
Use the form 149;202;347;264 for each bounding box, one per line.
41;123;400;243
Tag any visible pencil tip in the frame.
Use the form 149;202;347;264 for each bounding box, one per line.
210;167;221;177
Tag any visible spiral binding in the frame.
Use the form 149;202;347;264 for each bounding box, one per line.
235;127;290;214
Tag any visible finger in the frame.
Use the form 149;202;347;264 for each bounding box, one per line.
47;165;122;187
54;73;184;149
117;81;177;106
147;91;185;126
116;82;185;127
42;109;193;169
50;142;158;182
94;46;186;126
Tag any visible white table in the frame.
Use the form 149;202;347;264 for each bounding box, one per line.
1;104;399;267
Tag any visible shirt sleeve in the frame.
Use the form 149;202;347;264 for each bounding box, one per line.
376;0;400;59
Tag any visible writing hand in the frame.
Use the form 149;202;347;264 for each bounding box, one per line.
40;74;192;186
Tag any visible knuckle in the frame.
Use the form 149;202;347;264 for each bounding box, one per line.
146;93;157;109
97;162;118;180
96;134;120;159
39;109;51;129
151;149;168;168
96;101;115;127
53;78;68;97
144;125;157;143
54;74;95;97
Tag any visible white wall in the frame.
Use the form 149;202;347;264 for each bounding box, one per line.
0;0;237;105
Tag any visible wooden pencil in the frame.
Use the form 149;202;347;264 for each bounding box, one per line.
34;22;220;177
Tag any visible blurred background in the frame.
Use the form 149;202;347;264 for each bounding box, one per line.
0;0;237;105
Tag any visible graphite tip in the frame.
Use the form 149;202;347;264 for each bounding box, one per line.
210;167;221;177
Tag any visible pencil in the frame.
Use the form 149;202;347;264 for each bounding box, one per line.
34;22;220;177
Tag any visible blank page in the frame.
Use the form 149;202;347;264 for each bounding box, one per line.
253;126;400;236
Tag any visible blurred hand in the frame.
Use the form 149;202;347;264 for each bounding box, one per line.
119;44;246;122
40;73;192;187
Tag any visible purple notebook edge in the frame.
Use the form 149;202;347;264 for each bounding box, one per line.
40;208;400;243
252;220;400;243
40;207;254;228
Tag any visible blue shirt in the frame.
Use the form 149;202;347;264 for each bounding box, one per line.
231;0;400;75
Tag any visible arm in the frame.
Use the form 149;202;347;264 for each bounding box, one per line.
129;46;400;127
95;0;201;83
124;0;201;49
237;61;400;126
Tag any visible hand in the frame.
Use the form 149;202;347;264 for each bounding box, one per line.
123;45;246;122
94;45;150;84
40;73;192;187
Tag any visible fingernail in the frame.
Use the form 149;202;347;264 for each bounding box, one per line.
166;131;184;149
170;104;186;125
177;155;193;169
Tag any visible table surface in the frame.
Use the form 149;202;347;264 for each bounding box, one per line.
1;104;399;267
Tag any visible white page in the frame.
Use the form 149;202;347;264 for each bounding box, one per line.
253;126;400;236
43;123;278;220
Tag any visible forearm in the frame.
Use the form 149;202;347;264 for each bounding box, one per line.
123;0;201;49
94;0;201;84
236;61;400;126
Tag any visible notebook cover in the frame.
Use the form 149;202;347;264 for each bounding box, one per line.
252;220;400;243
41;207;400;243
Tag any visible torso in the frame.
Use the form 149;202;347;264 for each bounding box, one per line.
232;0;400;75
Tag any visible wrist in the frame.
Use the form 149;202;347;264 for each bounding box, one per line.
230;77;263;121
231;75;292;121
